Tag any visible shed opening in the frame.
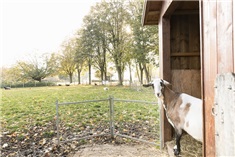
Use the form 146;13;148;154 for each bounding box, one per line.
170;1;201;99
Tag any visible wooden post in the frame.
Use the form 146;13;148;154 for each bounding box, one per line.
109;96;114;138
56;100;60;145
159;16;173;148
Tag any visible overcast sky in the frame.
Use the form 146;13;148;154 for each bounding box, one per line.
0;0;99;67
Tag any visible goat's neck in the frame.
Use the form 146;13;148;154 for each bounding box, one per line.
162;86;179;109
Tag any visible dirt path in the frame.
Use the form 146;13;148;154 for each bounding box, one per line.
69;144;169;157
68;134;202;157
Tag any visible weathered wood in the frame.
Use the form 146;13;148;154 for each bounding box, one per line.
171;70;201;98
201;1;217;156
142;1;162;25
170;15;181;69
170;14;200;70
171;52;200;57
162;1;181;18
159;17;173;146
214;73;235;156
234;0;235;72
173;10;199;15
217;0;233;73
189;14;200;69
180;15;189;69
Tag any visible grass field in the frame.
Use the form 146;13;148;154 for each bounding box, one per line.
1;85;160;156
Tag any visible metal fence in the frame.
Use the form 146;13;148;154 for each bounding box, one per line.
55;96;160;146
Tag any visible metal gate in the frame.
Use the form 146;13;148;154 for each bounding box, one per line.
213;73;235;156
55;96;160;146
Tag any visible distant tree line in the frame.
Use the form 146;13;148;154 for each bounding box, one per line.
1;0;158;86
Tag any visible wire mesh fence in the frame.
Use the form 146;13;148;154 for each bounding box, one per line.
56;96;160;146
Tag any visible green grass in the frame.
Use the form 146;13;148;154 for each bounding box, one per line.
1;85;158;135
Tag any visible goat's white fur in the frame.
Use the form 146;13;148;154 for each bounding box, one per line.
180;93;202;142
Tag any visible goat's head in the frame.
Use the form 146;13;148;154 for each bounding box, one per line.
143;78;171;98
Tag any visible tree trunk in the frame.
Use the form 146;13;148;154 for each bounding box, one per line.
139;63;144;84
69;73;73;83
88;62;91;85
103;41;107;81
136;63;140;83
143;64;150;83
117;66;123;86
77;69;81;84
101;67;104;83
128;62;132;86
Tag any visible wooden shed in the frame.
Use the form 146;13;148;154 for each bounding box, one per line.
142;0;235;157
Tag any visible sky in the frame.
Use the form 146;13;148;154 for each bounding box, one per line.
0;0;99;67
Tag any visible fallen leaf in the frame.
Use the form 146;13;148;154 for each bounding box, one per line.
39;138;47;146
2;143;8;148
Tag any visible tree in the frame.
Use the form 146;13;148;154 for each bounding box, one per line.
102;0;131;85
78;0;157;85
74;34;85;84
1;66;22;86
59;38;77;83
129;0;158;84
79;25;94;85
17;53;58;82
81;4;109;84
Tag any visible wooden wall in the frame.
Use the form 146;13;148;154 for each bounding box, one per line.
201;0;235;156
171;70;201;98
170;13;201;98
170;14;200;70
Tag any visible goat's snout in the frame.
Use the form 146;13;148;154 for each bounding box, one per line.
156;93;161;97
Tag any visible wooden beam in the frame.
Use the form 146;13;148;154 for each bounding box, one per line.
159;17;173;148
173;10;199;15
147;11;161;16
162;1;182;18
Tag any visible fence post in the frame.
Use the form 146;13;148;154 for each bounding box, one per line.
109;96;114;138
56;100;60;145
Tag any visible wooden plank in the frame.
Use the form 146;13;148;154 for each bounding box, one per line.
170;15;180;53
171;70;201;98
180;15;189;69
201;1;217;156
162;1;181;18
147;11;160;16
189;14;200;69
173;9;199;15
142;1;162;25
214;73;235;156
217;0;233;73
159;17;173;146
191;69;202;98
171;52;200;57
199;0;205;155
234;0;235;72
170;15;181;69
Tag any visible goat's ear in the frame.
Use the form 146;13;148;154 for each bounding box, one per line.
160;79;171;87
143;83;154;89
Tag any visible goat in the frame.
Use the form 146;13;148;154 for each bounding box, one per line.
143;78;202;156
